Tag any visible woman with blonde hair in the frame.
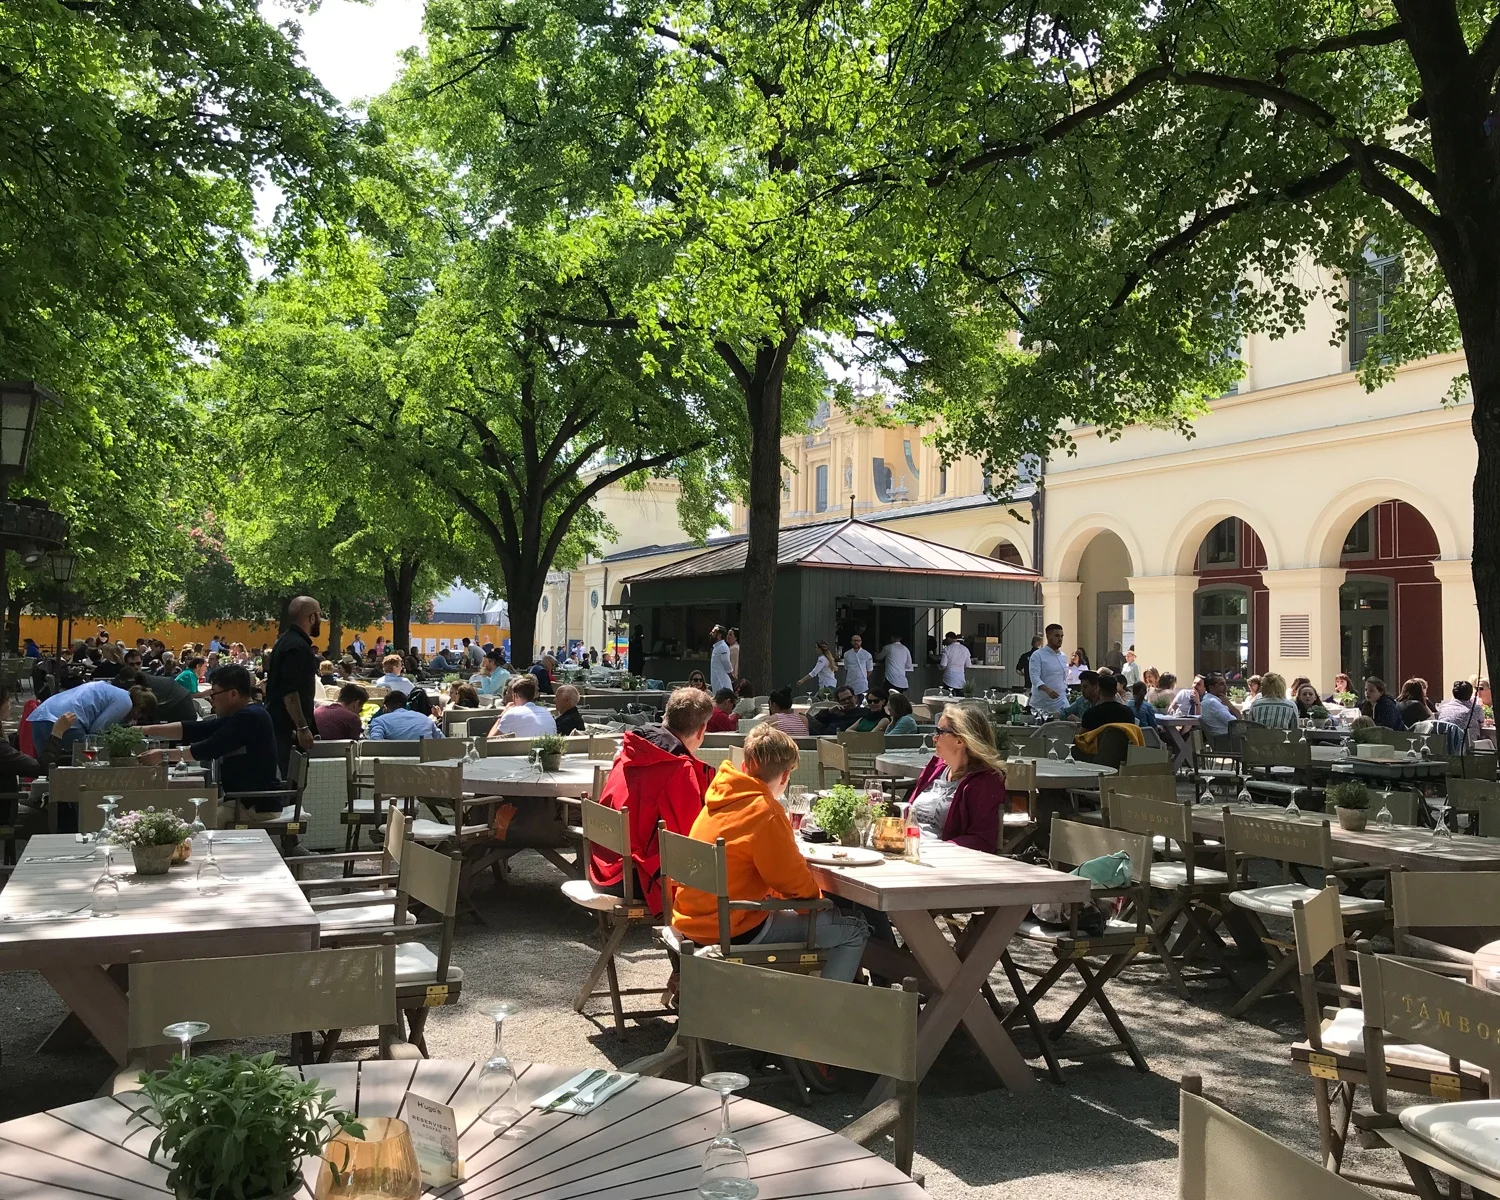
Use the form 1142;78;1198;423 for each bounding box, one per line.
796;640;839;692
1247;672;1298;730
903;702;1008;852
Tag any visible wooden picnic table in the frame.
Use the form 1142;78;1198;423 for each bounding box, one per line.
0;830;316;1065
806;840;1089;1097
0;1058;928;1199
447;754;613;798
1155;714;1199;772
1308;744;1451;784
874;749;1116;791
1187;802;1500;871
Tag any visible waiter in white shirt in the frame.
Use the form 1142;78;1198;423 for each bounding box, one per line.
1028;623;1070;715
938;632;972;689
841;634;874;698
709;625;734;693
876;632;913;692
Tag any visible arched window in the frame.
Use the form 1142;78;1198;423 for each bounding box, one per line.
1350;242;1402;368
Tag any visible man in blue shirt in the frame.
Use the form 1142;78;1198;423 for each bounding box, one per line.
28;678;157;751
1198;675;1243;737
138;664;281;824
368;690;445;740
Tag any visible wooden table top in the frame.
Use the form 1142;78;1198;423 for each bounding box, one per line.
1308;745;1450;781
0;1059;927;1199
0;831;317;970
426;754;614;797
874;749;1116;790
1189;803;1500;872
806;838;1090;913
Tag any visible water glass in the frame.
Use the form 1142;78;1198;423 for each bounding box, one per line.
196;831;225;895
699;1072;756;1199
477;1001;521;1127
98;795;122;837
90;847;120;918
188;796;209;841
1432;803;1454;840
1374;804;1395;828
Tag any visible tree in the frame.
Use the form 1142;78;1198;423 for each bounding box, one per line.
397;0;1003;689
844;0;1500;686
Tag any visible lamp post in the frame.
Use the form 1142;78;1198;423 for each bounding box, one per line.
0;382;66;654
49;551;76;664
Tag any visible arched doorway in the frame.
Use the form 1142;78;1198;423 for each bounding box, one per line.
1076;530;1134;666
1337;501;1441;691
1192;518;1269;681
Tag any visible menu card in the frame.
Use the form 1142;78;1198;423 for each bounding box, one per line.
403;1091;462;1185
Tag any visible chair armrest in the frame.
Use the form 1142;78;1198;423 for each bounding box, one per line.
318;922;444;945
1398;935;1476;968
301;874;398;893
839;1097;902;1148
387;1041;424;1061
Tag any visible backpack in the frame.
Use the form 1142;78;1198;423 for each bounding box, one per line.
1030;851;1134;934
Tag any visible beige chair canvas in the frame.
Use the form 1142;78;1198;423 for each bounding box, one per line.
836;728;886;781
1125;744;1170;766
291;803;412;933
1177;1075;1372;1200
1000;760;1038;854
1004;816;1154;1079
678;955;922;1179
816;737;850;788
78;788;197;834
120;943;407;1082
1221;809;1389;1016
374;761;492;922
1391;870;1500;970
562;799;672;1031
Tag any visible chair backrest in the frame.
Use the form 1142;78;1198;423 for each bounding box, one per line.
1049;816;1152;884
53;764;168;808
466;714;499;737
374;761;466;801
588;734;621;760
658;828;731;954
441;707;488;735
1037;721;1075;745
581;798;629;860
1290;877;1345;977
1099;774;1175;822
1222;808;1333;873
1116;760;1174;779
128;944;396;1054
1391;871;1500;943
398;840;462;917
79;789;196;833
679;954;917;1082
482;738;537;757
817;739;848;770
1448;777;1500;812
1359;951;1500;1111
1093;725;1133;770
1126;745;1170;765
420;738;464;762
1456;753;1498;780
1327;788;1420;825
1240;726;1311;770
307;740;354;760
837;729;885;753
1109;792;1194;863
355;740;423;766
1008;733;1048;760
1177;1082;1371;1200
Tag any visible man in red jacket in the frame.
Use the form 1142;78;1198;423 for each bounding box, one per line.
587;687;715;916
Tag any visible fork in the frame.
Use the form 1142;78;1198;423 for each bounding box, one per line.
572;1073;622;1113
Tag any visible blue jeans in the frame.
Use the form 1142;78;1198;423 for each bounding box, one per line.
747;907;869;983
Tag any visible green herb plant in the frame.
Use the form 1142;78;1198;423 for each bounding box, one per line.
811;784;864;840
1350;726;1382;746
136;1052;362;1200
1328;781;1371;811
1150;695;1171;712
103;724;148;757
532;734;568;757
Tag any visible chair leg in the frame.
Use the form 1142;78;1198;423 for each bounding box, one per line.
994;956;1064;1084
892;1081;916;1177
1228;950;1297;1016
319;1028;343;1063
605;955;626;1032
405;1007;431;1057
573;917;626;1014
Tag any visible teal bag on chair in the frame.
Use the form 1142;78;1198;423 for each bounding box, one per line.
1032;851;1134;933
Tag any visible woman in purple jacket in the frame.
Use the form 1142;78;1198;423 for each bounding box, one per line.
904;702;1008;852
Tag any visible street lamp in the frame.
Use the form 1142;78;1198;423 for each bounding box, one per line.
0;382;57;492
49;550;76;662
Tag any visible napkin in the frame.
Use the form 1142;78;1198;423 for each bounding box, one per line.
529;1070;639;1114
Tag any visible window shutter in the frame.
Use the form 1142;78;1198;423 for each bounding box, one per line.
1278;614;1311;658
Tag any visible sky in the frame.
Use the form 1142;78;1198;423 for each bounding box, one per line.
260;0;425;108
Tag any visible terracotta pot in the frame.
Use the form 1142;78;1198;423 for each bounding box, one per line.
837;827;861;847
171;840;192;865
131;843;176;875
539;752;563;772
1336;807;1368;832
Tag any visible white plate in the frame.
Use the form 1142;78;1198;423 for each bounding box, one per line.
799;843;885;867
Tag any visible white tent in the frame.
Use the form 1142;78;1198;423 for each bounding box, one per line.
428;583;507;627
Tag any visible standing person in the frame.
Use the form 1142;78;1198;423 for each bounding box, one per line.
1016;635;1042;691
841;633;874;699
1121;648;1142;687
875;631;913;694
349;632;366;662
939;632;972;691
1028;624;1069;715
1104;640;1126;674
725;628;740;682
462;637;483;672
709;624;733;694
796;641;840;693
628;624;644;677
265;595;322;775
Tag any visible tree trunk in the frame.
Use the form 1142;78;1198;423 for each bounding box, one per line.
502;567;545;669
6;588;21;657
1467;347;1500;692
326;597;343;659
738;338;795;695
383;555;419;656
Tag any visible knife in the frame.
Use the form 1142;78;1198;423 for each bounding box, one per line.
543;1068;607;1111
573;1072;622;1109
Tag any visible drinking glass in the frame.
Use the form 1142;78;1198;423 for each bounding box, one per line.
1283;797;1301;820
1431;803;1453;840
853;804;874;848
188;796;209;841
477;1001;521;1127
90;846;119;918
786;786;809;832
1406;737;1422;761
1047;738;1061;761
82;736;100;766
317;1116;422;1200
196;831;224;895
1063;743;1076;763
1374;803;1395;828
699;1072;756;1199
163;1020;210;1061
1236;785;1253;807
98;795;121;838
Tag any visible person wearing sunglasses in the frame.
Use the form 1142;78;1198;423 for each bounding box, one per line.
902;704;1008;852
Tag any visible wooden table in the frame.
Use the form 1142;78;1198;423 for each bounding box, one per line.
0;831;317;1064
874;749;1116;791
1309;744;1450;784
446;754;613;798
1188;803;1500;871
807;840;1089;1097
0;1059;927;1199
578;688;668;709
1156;715;1199;772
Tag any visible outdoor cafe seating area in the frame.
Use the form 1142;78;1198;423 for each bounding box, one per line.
3;679;1500;1199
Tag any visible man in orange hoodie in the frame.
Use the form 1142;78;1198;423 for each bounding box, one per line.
672;724;868;981
587;688;715;917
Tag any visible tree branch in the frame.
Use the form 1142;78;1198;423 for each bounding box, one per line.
1475;14;1500;84
1273;24;1406;71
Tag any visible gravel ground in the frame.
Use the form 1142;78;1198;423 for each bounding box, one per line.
0;850;1404;1199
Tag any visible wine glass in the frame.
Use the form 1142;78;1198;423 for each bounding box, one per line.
1063;743;1076;763
187;796;209;841
1406;737;1421;761
853;803;874;848
1374;802;1395;828
699;1072;756;1199
477;1001;521;1127
1047;738;1061;761
98;795;121;838
90;846;119;918
786;786;809;832
196;830;224;895
1283;795;1301;820
1431;802;1453;840
82;736;100;766
1236;784;1253;807
163;1020;210;1061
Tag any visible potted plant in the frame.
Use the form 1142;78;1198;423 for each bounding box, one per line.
532;733;567;772
812;784;864;846
1151;694;1171;712
1328;781;1371;831
136;1051;363;1200
103;724;147;763
109;808;191;875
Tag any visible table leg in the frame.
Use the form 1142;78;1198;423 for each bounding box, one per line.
877;905;1035;1100
40;964;129;1064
